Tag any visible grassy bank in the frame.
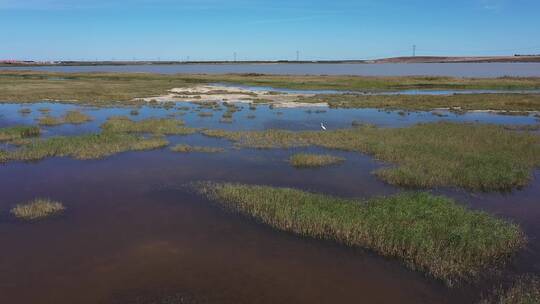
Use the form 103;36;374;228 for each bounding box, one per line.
480;275;540;304
101;116;198;135
203;122;540;191
10;198;65;220
1;132;168;162
1;71;540;105
0;126;40;141
197;183;525;284
289;153;344;168
298;93;540;111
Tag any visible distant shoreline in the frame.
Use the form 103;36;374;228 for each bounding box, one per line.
2;56;540;67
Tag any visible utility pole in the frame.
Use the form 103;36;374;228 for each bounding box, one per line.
413;45;416;57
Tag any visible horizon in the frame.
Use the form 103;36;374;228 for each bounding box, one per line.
1;0;540;61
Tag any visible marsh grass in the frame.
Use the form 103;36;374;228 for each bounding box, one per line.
289;153;345;168
171;144;225;153
202;122;540;191
197;183;525;284
480;275;540;304
10;198;65;220
1;132;168;162
198;112;214;117
2;71;540;107
101;116;198;135
0;126;40;142
38;116;63;126
38;110;93;126
63;110;93;124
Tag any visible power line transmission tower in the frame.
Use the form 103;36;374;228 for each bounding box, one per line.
234;52;237;62
413;45;416;57
296;50;300;61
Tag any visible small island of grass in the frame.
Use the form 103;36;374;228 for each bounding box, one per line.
171;144;225;153
289;153;345;168
10;198;65;220
196;182;525;284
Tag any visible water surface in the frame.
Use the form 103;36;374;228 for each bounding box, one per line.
1;102;539;304
3;62;540;77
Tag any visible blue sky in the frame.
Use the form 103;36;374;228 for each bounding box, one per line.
1;0;539;61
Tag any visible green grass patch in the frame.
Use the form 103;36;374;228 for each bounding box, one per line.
480;275;540;304
296;93;540;111
101;116;197;135
197;183;525;284
171;144;225;153
202;122;540;191
289;153;344;168
10;198;65;220
1;132;168;162
0;126;40;142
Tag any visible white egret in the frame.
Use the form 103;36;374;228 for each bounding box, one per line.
320;122;327;130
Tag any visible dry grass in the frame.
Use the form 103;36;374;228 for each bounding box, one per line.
10;198;65;220
197;183;525;284
289;153;345;168
202;122;540;191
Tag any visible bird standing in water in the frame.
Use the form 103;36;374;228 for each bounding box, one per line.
321;122;327;130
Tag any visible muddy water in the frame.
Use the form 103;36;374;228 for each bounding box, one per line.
1;103;539;304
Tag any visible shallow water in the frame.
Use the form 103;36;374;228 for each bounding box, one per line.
3;62;540;77
1;102;540;304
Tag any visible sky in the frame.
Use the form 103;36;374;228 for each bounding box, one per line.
1;0;540;61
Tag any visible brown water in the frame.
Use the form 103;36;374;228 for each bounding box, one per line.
1;103;539;304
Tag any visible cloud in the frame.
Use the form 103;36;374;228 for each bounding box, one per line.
479;0;505;11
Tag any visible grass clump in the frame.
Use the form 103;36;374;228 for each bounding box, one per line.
480;275;540;304
101;116;197;135
171;144;224;153
197;183;525;284
38;116;63;126
63;110;93;124
289;153;344;168
1;132;168;162
10;198;65;220
38;110;93;126
198;111;214;117
202;122;540;191
18;108;32;115
0;126;40;142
